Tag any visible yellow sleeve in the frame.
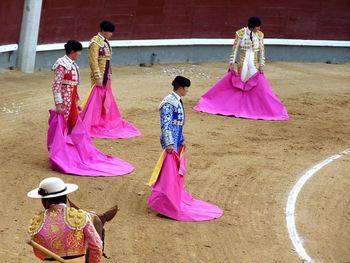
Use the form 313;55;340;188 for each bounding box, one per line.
258;32;265;67
65;207;88;229
28;212;44;235
88;42;102;80
229;31;240;64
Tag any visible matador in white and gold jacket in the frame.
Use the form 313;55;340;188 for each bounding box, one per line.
229;27;265;81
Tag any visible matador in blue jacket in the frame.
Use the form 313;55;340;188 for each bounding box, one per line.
159;76;191;153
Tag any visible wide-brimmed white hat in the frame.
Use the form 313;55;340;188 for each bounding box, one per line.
27;177;78;199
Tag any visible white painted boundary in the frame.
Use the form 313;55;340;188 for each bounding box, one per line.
0;44;18;53
286;148;350;263
1;38;350;53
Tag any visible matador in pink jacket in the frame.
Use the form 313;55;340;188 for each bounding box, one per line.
27;177;118;262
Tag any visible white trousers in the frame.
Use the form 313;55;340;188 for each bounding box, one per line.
240;48;258;82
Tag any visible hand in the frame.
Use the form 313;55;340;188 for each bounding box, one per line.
96;78;103;87
258;66;264;73
181;141;186;147
229;63;235;71
108;74;112;80
55;103;63;114
166;145;175;153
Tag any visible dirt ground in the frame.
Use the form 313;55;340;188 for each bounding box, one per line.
0;61;349;263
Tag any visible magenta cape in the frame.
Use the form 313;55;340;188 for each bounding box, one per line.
80;80;141;138
47;110;134;176
148;148;223;221
194;70;289;120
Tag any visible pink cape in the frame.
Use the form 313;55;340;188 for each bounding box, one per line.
80;80;141;138
194;70;289;120
149;148;223;221
47;110;134;176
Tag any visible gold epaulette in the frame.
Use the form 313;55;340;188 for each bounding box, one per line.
28;211;44;235
257;30;264;39
89;35;104;48
65;207;88;229
236;28;245;38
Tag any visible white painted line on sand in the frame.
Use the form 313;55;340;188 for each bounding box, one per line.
286;148;350;263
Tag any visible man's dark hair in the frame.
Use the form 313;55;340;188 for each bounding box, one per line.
100;20;115;32
64;40;82;55
48;195;67;205
247;16;262;29
172;76;191;90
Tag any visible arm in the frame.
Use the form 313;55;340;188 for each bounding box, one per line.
27;240;67;263
30;236;46;260
83;217;102;263
180;133;185;145
52;65;65;105
259;32;265;70
160;103;175;149
88;43;102;85
52;65;65;113
108;65;112;80
229;32;240;66
108;48;112;79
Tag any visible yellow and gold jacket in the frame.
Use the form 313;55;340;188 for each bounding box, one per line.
88;33;112;85
229;27;265;68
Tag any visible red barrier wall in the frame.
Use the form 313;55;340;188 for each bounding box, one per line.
1;0;349;45
0;0;24;45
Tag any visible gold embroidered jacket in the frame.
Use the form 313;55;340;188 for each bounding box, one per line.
229;27;265;70
28;205;102;262
88;33;112;86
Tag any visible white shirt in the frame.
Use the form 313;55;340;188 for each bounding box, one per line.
172;91;181;101
172;91;184;111
64;55;80;83
65;55;74;64
98;33;105;41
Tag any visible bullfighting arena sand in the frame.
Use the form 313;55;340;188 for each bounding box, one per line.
0;61;349;263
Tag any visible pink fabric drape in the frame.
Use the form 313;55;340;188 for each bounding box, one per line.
80;80;141;138
194;70;289;121
47;110;134;176
149;147;223;221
